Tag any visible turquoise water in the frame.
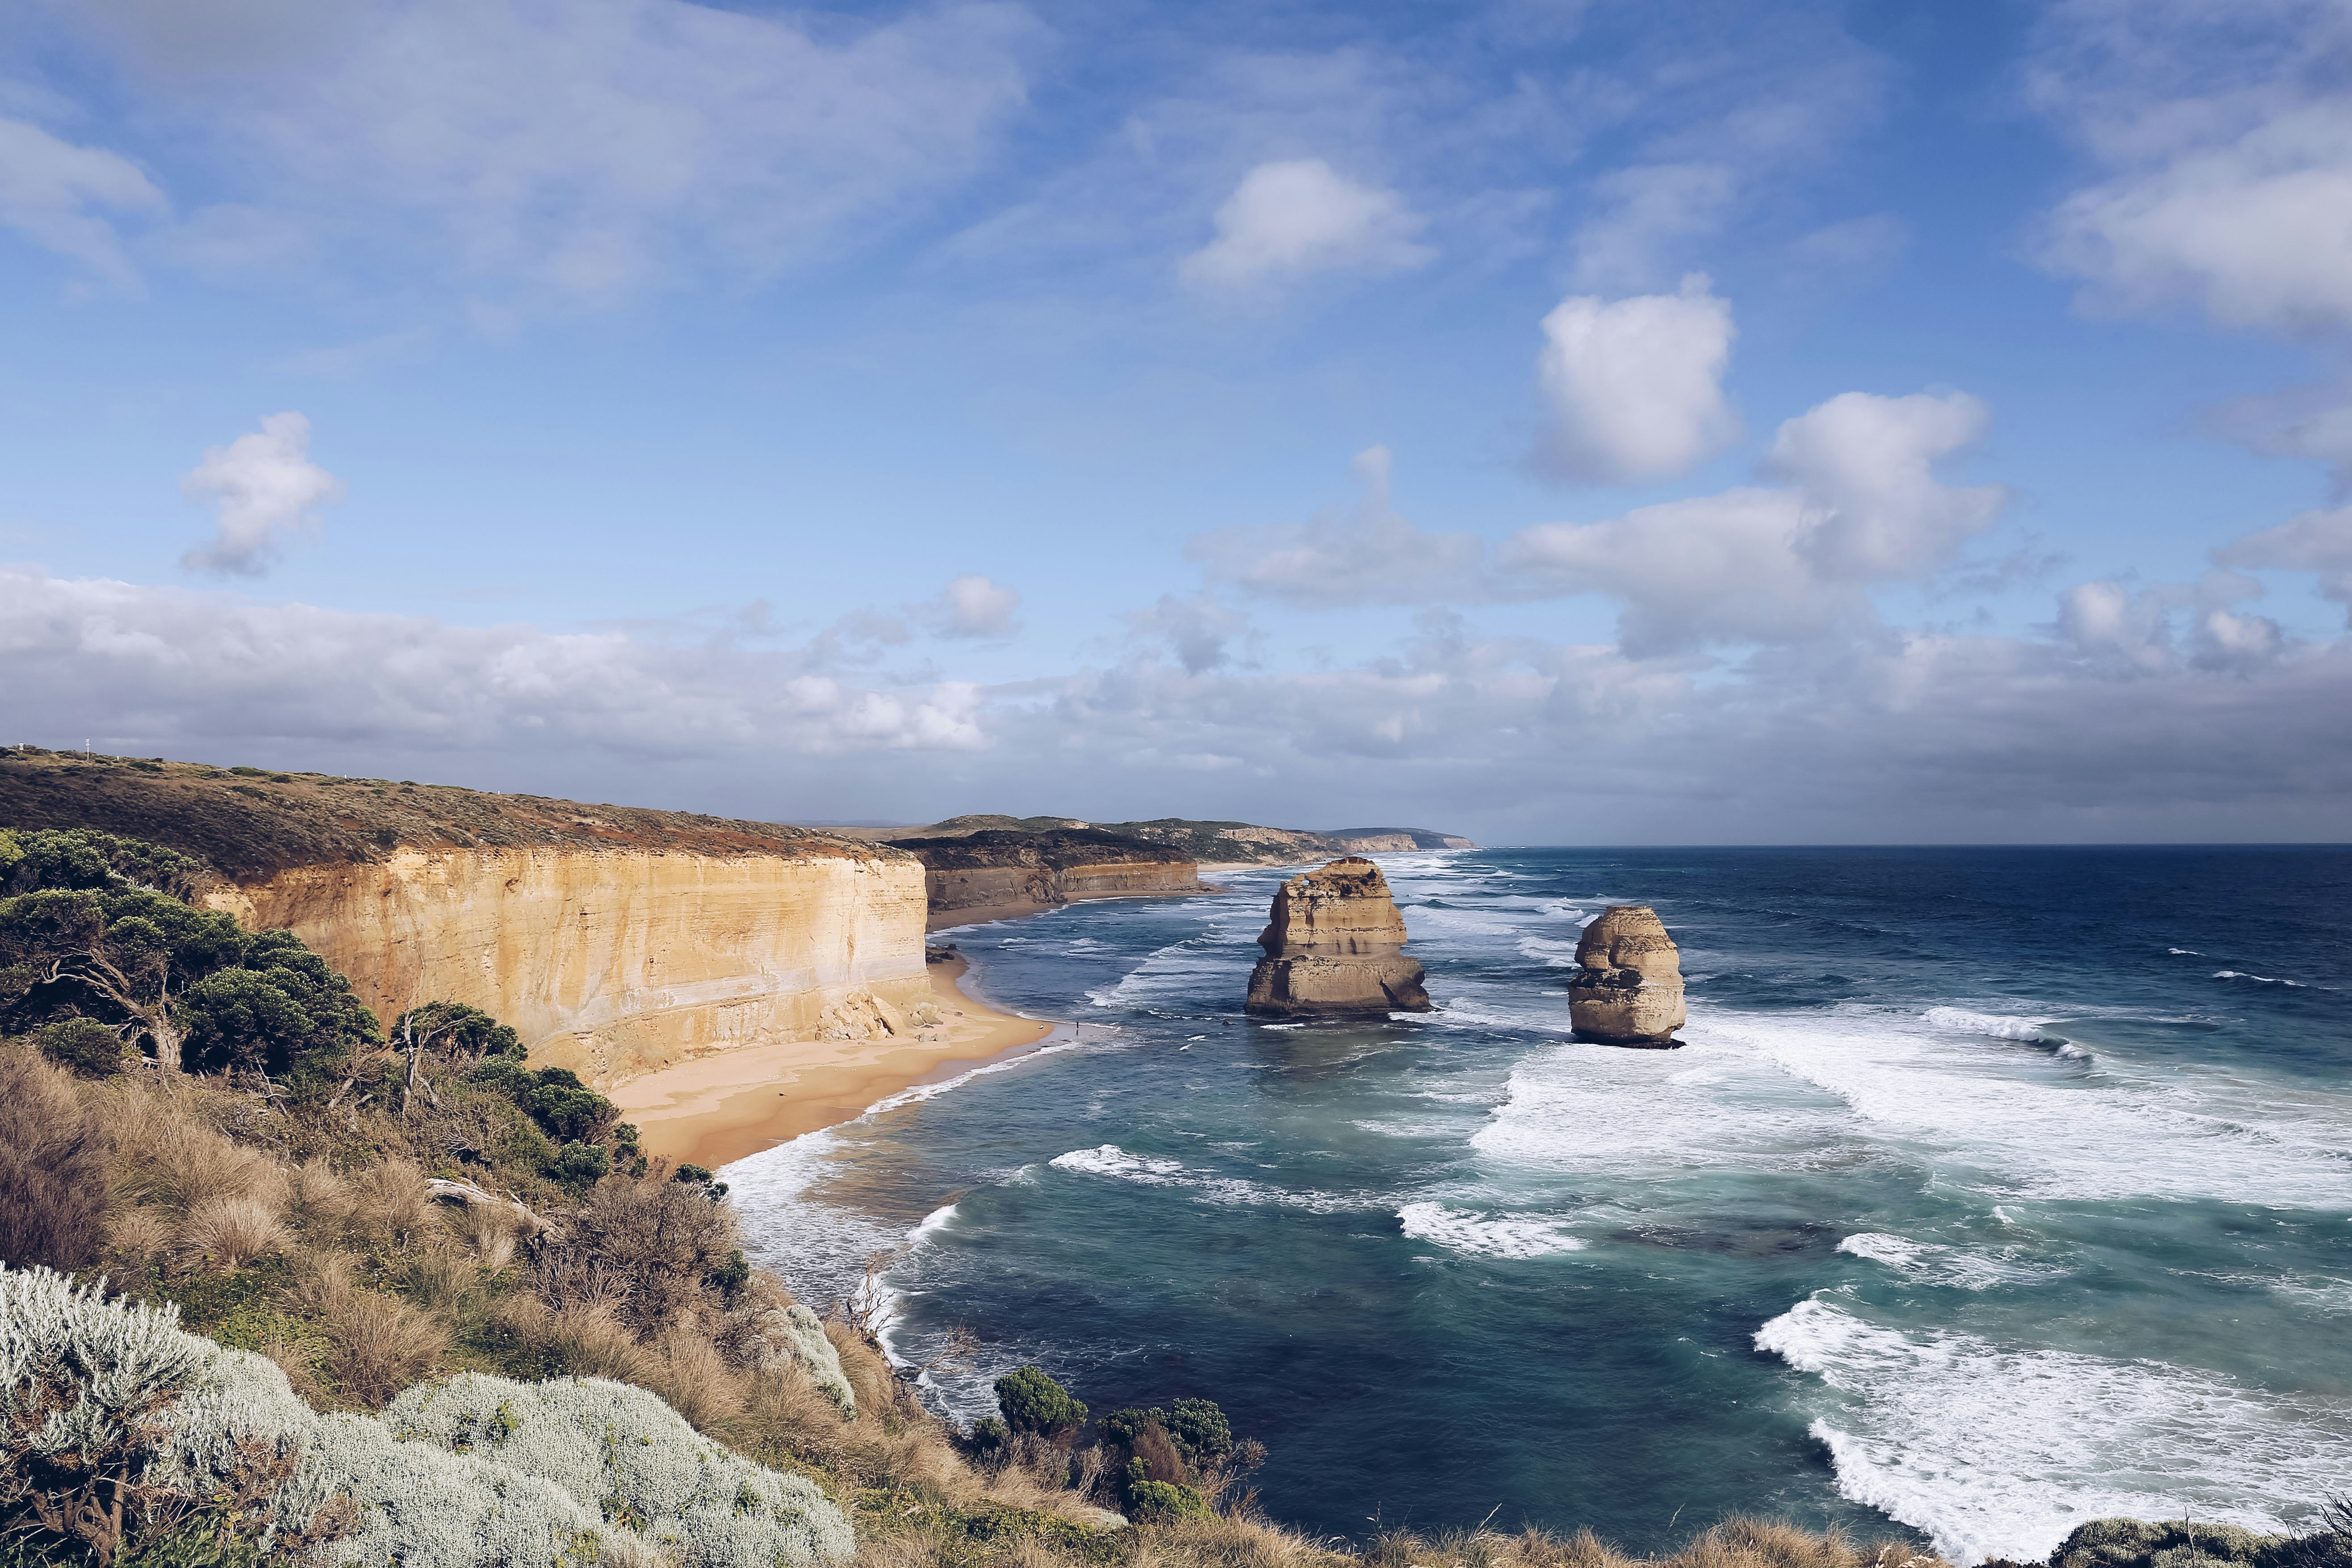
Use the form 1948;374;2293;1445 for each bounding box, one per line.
726;848;2352;1564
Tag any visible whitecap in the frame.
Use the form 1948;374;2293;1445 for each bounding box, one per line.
1047;1143;1367;1213
2214;970;2305;986
1398;1201;1586;1259
2168;948;2202;956
1835;1232;2060;1291
1755;1295;2352;1565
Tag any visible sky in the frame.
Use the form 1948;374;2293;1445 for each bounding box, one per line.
3;0;2348;844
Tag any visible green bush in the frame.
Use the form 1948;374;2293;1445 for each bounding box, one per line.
469;1059;617;1144
994;1366;1086;1436
1120;1461;1207;1521
35;1018;126;1077
1104;1397;1233;1463
549;1142;609;1189
966;1416;1009;1453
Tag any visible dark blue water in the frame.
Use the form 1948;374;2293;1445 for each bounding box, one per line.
728;848;2352;1564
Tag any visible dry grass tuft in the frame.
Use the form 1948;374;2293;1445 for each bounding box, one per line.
287;1250;449;1407
0;1046;111;1272
174;1194;292;1272
346;1157;433;1248
287;1158;355;1225
494;1292;654;1384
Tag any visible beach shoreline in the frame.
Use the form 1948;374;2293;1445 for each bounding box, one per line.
611;953;1056;1170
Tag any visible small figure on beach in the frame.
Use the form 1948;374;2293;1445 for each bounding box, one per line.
1567;905;1686;1047
1245;857;1434;1017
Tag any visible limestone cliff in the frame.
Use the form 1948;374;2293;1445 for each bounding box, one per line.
1244;857;1433;1017
895;829;1200;923
1566;905;1686;1047
0;751;930;1089
838;815;1475;867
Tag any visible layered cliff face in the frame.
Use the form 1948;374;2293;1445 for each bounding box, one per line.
841;814;1476;867
1245;857;1432;1017
1566;905;1686;1047
895;829;1200;923
0;751;930;1088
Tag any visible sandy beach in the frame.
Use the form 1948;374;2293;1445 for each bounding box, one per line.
611;954;1056;1170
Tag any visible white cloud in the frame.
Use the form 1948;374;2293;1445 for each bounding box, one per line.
1569;163;1734;292
0;115;165;292
1189;446;1483;606
52;0;1039;309
2218;505;2352;622
1179;159;1431;293
929;575;1022;640
1123;595;1252;673
2033;0;2352;337
179;412;345;576
0;567;989;758
1531;276;1742;485
1506;390;2007;653
1765;391;2004;579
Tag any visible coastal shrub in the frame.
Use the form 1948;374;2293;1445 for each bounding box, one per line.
471;1060;618;1144
1119;1460;1208;1522
0;867;377;1078
2055;1520;2280;1568
34;1017;126;1077
1104;1399;1233;1466
558;1173;742;1336
0;1049;109;1271
2;1267;854;1568
385;1372;855;1567
995;1367;1086;1438
394;1001;522;1065
0;827;210;902
744;1304;855;1419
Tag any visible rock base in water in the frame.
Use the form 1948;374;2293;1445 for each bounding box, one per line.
1567;904;1686;1046
1244;857;1435;1018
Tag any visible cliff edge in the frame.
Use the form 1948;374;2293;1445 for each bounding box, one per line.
0;750;930;1089
895;828;1200;926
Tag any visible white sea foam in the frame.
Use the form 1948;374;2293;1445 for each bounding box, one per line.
1516;936;1584;967
2214;970;2305;986
1922;1007;2049;1042
1835;1232;2058;1291
1728;1007;2352;1206
1398;1201;1586;1259
1756;1295;2352;1564
1048;1143;1368;1212
2168;948;2202;956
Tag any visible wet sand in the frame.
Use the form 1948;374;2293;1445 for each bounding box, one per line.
611;955;1055;1170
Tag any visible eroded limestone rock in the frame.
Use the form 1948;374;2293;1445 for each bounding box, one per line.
1567;904;1685;1046
1245;858;1433;1017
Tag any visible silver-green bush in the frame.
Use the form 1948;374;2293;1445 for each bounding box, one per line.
753;1303;855;1419
387;1371;854;1568
0;1265;853;1568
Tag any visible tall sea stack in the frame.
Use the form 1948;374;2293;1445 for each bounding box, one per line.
1567;905;1686;1047
1245;857;1434;1017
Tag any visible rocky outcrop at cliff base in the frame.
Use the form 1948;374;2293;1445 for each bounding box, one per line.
1245;857;1432;1017
1567;905;1685;1046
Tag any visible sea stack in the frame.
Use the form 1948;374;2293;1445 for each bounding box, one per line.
1245;857;1434;1017
1567;905;1686;1047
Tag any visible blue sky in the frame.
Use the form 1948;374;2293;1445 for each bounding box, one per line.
3;0;2348;842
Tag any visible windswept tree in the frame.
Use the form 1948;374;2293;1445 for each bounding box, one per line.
0;828;379;1078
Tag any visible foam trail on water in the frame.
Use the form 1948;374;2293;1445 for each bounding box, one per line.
1756;1296;2352;1564
1398;1201;1586;1259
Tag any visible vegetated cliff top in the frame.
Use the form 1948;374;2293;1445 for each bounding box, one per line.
889;827;1196;870
837;813;1473;864
0;748;902;885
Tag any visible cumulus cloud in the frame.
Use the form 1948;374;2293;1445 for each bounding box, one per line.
2034;0;2352;337
926;575;1022;640
179;412;345;576
0;115;166;292
1179;159;1431;293
1766;391;2004;579
1531;276;1742;486
1123;595;1252;673
2218;505;2352;622
1189;446;1483;607
49;0;1038;309
1506;390;2006;653
0;567;988;759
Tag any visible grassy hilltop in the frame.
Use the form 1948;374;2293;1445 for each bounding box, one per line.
1;797;2342;1568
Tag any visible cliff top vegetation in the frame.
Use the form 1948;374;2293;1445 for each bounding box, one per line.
844;815;1473;866
0;748;904;883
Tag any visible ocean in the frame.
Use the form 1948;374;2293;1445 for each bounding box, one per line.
724;847;2352;1565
